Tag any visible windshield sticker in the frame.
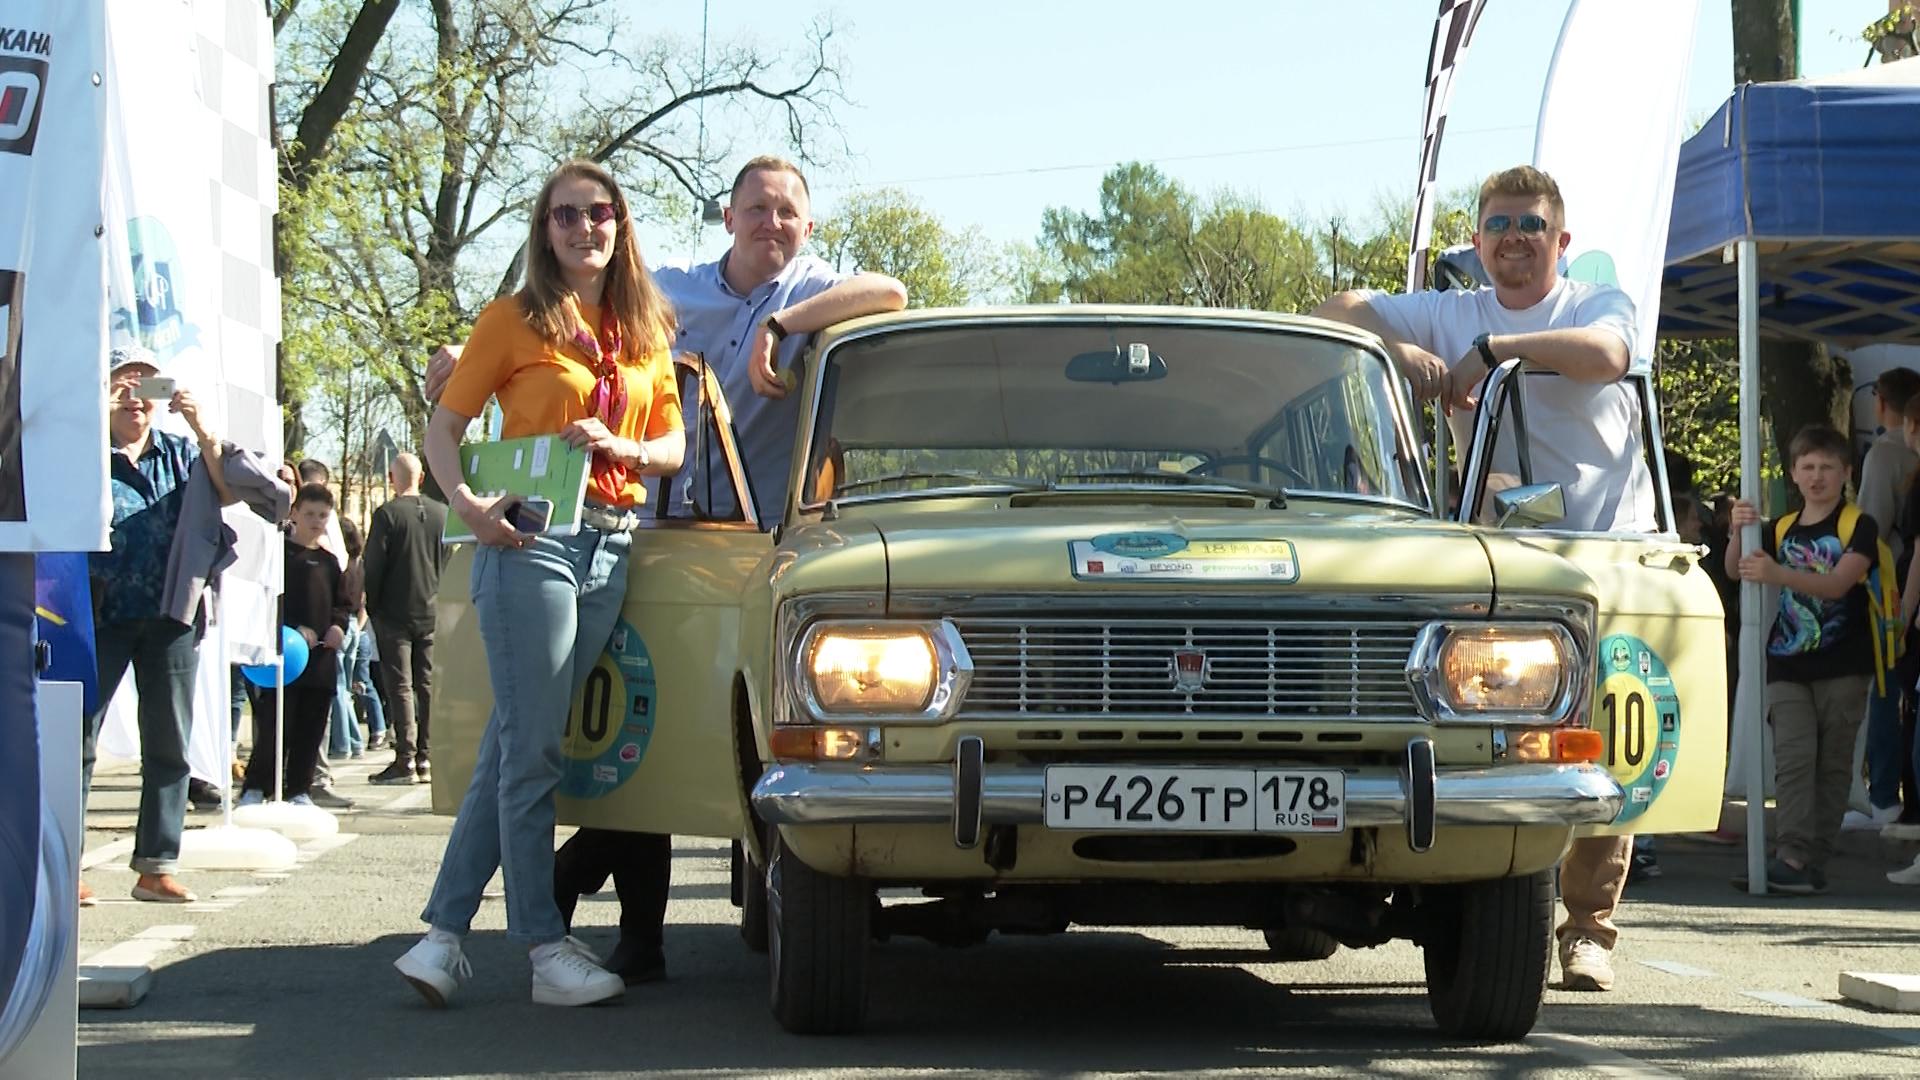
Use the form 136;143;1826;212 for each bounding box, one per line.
559;617;656;800
1089;532;1189;559
1070;538;1300;582
1594;632;1681;825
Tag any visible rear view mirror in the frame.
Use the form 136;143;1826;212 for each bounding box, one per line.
1066;342;1167;383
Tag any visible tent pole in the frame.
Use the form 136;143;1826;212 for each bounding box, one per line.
1737;239;1768;895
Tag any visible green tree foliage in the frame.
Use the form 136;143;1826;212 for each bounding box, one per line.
1027;163;1473;311
1655;338;1741;496
814;188;999;307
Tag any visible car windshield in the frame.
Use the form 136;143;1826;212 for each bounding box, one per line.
800;318;1427;509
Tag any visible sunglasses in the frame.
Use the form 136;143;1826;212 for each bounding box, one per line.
1481;213;1551;235
548;202;619;229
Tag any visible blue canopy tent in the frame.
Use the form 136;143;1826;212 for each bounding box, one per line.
1659;57;1920;893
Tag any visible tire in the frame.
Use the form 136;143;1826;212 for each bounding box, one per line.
738;837;768;954
767;830;871;1034
1422;869;1553;1041
1262;926;1339;961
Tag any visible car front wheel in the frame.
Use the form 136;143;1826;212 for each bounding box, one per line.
767;830;871;1034
1421;869;1553;1041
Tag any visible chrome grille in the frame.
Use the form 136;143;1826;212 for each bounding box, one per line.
953;617;1425;720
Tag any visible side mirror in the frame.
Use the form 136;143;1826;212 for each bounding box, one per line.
1492;482;1565;529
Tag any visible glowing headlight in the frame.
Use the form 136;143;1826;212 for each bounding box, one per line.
807;628;937;713
1437;629;1568;713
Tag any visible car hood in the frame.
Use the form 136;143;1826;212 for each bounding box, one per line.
848;502;1496;603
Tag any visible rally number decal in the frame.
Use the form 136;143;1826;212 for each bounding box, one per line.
559;618;657;800
1594;633;1681;824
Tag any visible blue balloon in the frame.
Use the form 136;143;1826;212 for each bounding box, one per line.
240;626;310;688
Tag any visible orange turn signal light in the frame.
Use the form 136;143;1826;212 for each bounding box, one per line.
1553;729;1605;763
769;728;817;760
768;727;866;761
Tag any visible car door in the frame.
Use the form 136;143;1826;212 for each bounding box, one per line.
432;356;769;840
1455;363;1728;835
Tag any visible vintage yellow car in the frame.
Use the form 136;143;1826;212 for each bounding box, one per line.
433;306;1726;1041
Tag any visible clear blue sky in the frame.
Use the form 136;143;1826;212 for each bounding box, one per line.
630;0;1892;266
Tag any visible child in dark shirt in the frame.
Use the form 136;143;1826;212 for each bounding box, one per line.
239;484;352;805
1726;425;1879;894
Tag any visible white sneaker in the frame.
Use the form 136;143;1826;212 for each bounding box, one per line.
1843;805;1903;831
395;929;471;1007
1558;936;1616;992
1890;857;1920;886
529;937;623;1006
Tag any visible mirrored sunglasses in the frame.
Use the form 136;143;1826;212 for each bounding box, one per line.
1481;213;1550;235
548;201;618;228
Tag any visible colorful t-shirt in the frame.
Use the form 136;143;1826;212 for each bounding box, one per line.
441;296;684;508
1761;504;1878;683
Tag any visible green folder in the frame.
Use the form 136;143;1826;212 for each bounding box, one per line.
442;434;592;542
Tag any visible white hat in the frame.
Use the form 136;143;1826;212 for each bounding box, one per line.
108;343;160;375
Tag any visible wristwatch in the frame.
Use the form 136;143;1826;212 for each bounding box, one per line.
764;314;790;342
635;439;650;469
1472;332;1498;369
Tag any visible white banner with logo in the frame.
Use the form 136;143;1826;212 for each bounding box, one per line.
0;3;110;552
1533;0;1700;371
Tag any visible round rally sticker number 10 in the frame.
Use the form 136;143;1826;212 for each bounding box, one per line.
559;617;657;800
1595;632;1681;825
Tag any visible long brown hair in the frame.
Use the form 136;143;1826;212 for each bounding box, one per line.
519;159;674;362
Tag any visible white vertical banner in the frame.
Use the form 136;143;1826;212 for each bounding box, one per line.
102;0;227;442
1533;0;1700;369
95;0;282;786
0;3;111;552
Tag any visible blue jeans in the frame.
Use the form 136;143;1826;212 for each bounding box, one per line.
329;629;366;757
421;526;631;944
82;618;197;876
353;626;387;738
1866;684;1907;810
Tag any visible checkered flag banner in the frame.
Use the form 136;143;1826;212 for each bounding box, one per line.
1406;0;1488;293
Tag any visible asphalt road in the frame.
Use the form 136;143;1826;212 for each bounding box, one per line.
71;755;1920;1079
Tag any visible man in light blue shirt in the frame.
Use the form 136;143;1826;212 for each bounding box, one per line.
654;156;905;518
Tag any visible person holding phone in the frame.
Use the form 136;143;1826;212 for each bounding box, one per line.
397;159;684;1008
82;345;238;904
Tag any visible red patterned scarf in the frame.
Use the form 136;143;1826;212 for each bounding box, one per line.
571;301;629;494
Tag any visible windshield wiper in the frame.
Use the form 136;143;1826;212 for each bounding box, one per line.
1053;470;1286;509
833;470;1047;496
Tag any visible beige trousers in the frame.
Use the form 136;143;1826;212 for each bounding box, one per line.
1556;833;1633;949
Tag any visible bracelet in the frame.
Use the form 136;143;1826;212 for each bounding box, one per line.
764;314;790;342
635;438;650;470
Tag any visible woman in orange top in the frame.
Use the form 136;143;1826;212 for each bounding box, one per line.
399;160;683;1009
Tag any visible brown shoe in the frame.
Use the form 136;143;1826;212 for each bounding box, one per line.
130;873;196;904
78;880;97;907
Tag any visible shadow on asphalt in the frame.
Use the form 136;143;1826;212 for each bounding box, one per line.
76;921;1919;1078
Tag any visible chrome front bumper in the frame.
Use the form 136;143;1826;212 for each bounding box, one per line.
751;754;1624;836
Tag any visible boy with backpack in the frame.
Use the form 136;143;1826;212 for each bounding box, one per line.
1727;424;1893;894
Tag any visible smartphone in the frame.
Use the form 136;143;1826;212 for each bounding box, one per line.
135;375;177;400
505;496;552;535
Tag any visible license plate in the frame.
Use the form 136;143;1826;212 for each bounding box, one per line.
1043;766;1346;833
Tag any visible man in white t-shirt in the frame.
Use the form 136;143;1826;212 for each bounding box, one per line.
1314;165;1641;994
1316;166;1655;534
